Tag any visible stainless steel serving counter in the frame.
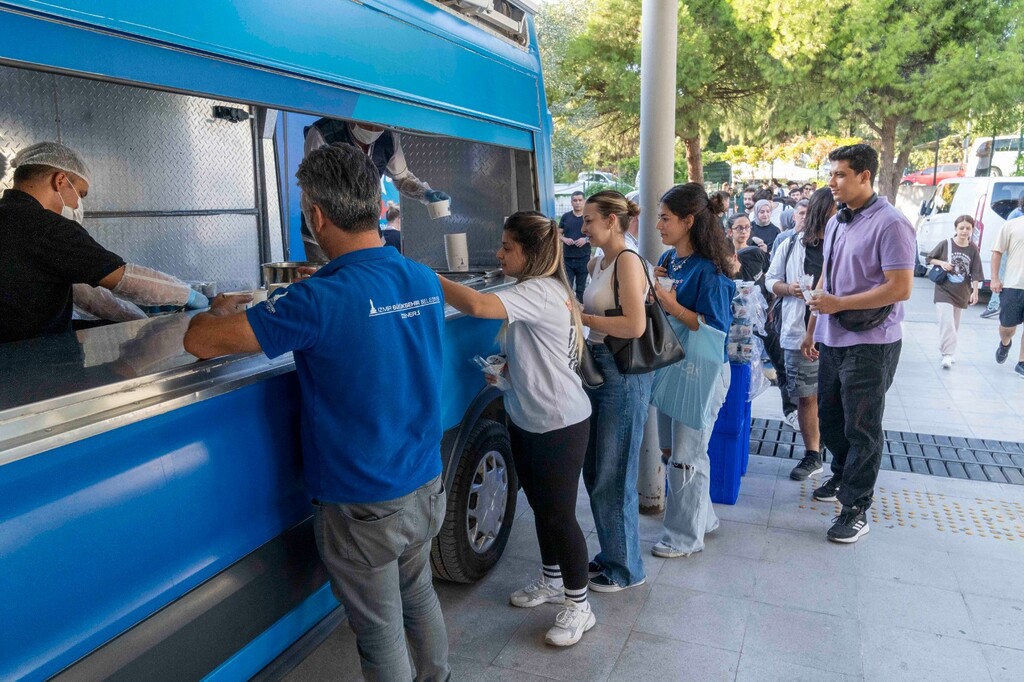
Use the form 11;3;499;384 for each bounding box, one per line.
0;274;513;466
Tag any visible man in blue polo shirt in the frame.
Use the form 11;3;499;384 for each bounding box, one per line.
801;144;915;544
184;143;450;681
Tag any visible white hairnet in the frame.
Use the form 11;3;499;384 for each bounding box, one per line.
12;142;91;183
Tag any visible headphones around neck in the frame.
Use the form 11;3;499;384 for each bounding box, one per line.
836;193;878;223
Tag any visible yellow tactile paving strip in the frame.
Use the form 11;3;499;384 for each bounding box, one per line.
797;481;1024;541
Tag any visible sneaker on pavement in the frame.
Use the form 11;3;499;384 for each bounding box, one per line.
1016;362;1024;379
827;507;870;543
545;601;596;647
588;573;646;593
588;561;603;579
783;411;800;430
981;307;1000;319
510;575;564;608
651;541;697;558
790;452;823;480
812;476;840;502
941;355;953;369
997;340;1012;364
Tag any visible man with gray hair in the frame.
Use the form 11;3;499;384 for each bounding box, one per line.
185;142;450;681
0;141;207;343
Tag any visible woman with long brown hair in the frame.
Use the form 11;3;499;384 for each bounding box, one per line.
439;211;594;647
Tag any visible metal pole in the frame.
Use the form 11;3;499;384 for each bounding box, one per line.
932;130;939;186
636;0;678;514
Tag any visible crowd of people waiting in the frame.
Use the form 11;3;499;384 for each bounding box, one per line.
180;141;1024;679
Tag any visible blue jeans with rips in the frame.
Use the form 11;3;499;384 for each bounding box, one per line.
582;343;655;586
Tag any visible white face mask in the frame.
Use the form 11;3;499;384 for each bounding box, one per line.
59;181;85;225
350;124;384;145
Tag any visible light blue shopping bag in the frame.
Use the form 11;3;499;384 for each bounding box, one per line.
651;316;727;430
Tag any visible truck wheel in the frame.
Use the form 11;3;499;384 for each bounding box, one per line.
991;166;1003;177
431;418;517;583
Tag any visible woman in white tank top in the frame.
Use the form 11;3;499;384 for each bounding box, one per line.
577;190;654;592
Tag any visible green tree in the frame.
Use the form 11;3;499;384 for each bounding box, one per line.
560;0;765;185
742;0;1024;197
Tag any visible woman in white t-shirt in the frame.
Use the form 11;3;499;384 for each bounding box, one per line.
577;190;653;594
439;211;594;647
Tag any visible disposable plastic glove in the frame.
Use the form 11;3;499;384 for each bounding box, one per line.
424;189;451;203
186;289;210;310
73;283;147;322
112;262;193;307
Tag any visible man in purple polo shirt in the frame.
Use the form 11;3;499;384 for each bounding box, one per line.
800;144;915;543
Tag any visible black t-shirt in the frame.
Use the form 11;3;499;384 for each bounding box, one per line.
0;189;125;343
383;227;402;253
559;211;590;259
803;238;824;284
751;222;781;255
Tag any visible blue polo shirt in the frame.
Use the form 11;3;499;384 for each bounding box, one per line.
247;246;444;504
661;249;735;362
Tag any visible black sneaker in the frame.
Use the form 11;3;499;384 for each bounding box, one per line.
790;452;823;481
1015;362;1024;379
827;508;870;543
588;573;646;593
997;340;1012;364
981;307;1001;319
812;476;840;502
588;561;603;579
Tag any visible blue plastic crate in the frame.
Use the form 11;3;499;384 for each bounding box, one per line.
714;363;752;436
709;424;750;505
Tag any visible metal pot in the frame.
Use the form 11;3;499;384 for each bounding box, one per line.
261;261;326;286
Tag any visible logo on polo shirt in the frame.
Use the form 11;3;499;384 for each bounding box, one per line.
368;295;441;319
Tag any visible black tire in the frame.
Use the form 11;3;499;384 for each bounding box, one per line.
991;167;1003;177
431;418;517;583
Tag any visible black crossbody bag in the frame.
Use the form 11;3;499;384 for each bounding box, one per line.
824;224;893;332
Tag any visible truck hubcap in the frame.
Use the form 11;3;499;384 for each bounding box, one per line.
466;450;508;553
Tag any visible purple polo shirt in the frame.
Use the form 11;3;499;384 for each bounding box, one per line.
814;196;916;348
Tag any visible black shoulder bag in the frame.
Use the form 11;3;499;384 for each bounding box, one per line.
825;224;893;332
603;250;685;374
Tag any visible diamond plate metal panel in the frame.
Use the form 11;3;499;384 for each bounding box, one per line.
0;63;255;211
399;135;520;269
263;138;284;263
85;215;260;291
0;69;60;187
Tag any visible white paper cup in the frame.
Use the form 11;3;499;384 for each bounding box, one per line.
657;276;674;291
444;233;469;272
427;199;451;219
802;289;814;303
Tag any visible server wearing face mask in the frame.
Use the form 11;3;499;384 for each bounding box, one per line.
0;142;209;344
301;119;450;262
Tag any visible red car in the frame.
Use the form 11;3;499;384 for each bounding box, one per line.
901;163;966;186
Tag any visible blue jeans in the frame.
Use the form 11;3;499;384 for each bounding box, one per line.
582;344;654;586
660;362;731;554
314;476;450;682
565;257;590;303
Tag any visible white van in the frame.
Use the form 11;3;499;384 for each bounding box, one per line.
967;135;1023;177
916;176;1024;286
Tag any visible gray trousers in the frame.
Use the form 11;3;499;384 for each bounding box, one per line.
314;476;450;682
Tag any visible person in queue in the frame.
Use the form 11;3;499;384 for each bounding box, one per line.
751;198;781;255
766;188;836;481
301;118;449;261
577;190;652;593
0;142;208;344
802;143;915;544
438;213;594;647
382;204;402;252
184;142;451;681
650;184;735;558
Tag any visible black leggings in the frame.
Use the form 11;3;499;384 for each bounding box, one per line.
509;418;590;590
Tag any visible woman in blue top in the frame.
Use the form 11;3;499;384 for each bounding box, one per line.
651;183;736;558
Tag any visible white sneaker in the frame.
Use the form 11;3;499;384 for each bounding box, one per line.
544;600;596;647
941;355;953;369
509;574;564;608
783;411;800;430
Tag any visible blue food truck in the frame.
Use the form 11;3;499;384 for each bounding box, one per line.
0;1;553;678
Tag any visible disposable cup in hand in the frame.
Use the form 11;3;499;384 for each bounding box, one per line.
444;233;469;272
427;199;451;219
802;289;814;303
657;276;674;292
